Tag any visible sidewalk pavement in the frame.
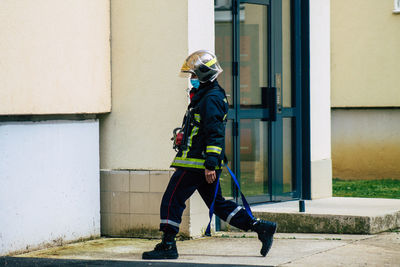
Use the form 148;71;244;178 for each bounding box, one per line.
3;231;400;266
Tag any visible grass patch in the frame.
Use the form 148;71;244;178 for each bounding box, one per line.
333;179;400;199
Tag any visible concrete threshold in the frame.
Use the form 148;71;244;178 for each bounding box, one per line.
251;197;400;234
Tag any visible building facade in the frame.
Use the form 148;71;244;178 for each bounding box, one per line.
99;0;332;238
0;0;110;255
1;0;331;255
331;0;400;180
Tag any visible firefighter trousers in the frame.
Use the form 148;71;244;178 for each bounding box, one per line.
159;168;254;234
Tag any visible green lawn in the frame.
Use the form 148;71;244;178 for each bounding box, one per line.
333;178;400;199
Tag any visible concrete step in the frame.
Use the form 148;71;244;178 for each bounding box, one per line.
250;197;400;234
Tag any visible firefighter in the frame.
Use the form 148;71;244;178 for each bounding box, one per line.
142;50;277;260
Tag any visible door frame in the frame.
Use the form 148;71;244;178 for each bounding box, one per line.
225;0;311;203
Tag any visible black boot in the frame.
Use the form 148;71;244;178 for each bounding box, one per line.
142;232;179;260
251;218;277;257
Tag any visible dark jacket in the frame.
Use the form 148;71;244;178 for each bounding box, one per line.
170;80;228;171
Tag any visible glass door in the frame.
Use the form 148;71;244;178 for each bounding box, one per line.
237;1;270;203
215;0;299;203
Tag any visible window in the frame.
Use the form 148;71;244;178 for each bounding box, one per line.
394;0;400;14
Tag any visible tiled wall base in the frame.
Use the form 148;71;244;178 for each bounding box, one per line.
100;170;209;238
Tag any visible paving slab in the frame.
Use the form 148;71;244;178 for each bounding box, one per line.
281;232;400;267
251;197;400;234
8;231;400;266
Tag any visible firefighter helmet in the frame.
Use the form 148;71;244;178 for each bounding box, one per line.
180;50;223;83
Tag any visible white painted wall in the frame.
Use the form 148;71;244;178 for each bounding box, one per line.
188;0;215;53
188;0;215;236
0;120;100;255
309;0;332;198
310;0;331;162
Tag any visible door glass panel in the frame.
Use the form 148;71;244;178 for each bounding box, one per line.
240;119;268;196
215;0;233;106
215;0;299;202
282;0;292;107
221;120;233;197
283;118;294;193
240;4;269;108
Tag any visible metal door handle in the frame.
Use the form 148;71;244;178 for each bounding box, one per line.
261;87;277;121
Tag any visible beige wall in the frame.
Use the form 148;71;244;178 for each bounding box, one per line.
100;169;210;238
101;0;215;170
100;0;214;238
331;1;400;180
100;170;184;236
0;0;111;115
331;0;400;107
332;109;400;180
101;0;189;170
